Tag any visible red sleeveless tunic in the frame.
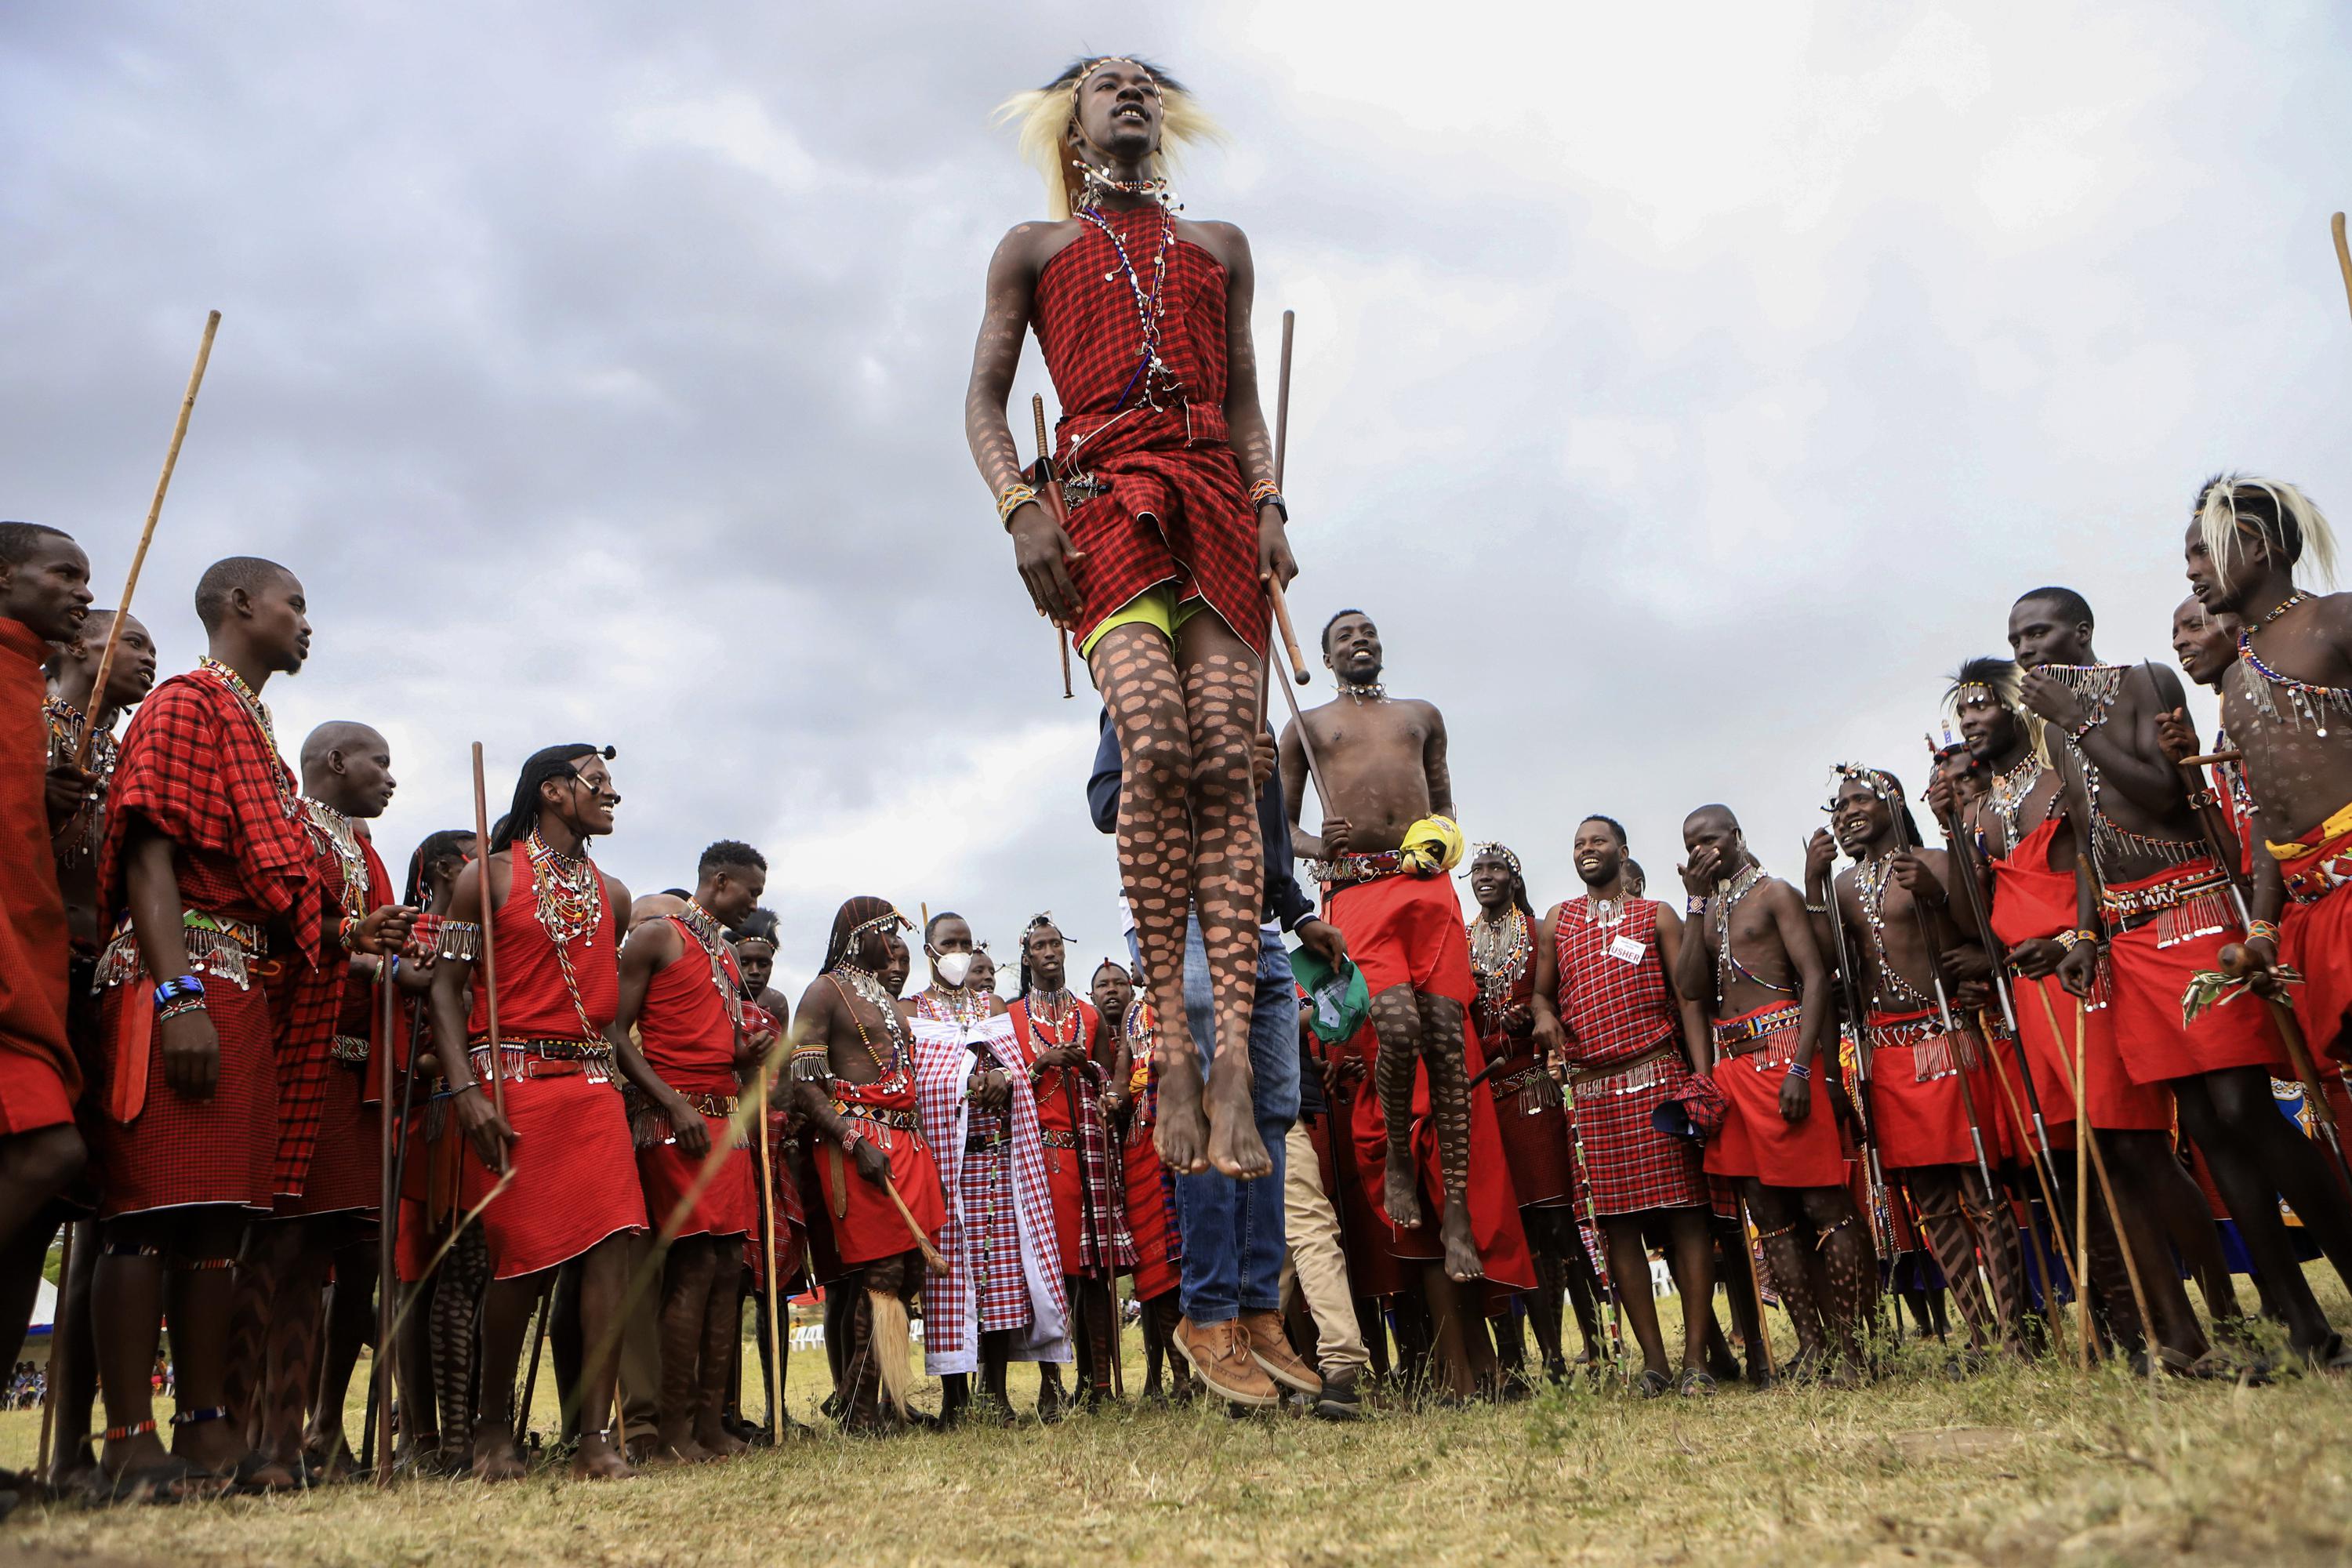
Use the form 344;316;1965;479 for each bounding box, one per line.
281;826;396;1218
466;844;645;1278
1032;206;1267;657
634;920;757;1241
1551;899;1710;1216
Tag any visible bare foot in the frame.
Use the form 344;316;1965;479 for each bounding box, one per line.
694;1418;749;1459
1439;1196;1484;1283
645;1431;710;1466
1154;1048;1211;1175
572;1432;637;1480
1205;1054;1272;1178
1382;1147;1424;1230
470;1431;528;1483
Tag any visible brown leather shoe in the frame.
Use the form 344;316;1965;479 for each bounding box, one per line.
1238;1311;1323;1395
1172;1317;1279;1407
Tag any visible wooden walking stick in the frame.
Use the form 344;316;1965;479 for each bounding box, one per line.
77;310;220;769
1256;311;1331;819
34;1224;71;1484
469;742;509;1145
375;968;399;1485
1734;1196;1777;1381
1031;394;1074;700
754;1057;787;1436
2034;985;2158;1375
2332;212;2352;325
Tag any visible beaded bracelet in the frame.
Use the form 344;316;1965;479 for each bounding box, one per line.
2247;919;2281;945
2053;929;2081;952
1246;479;1287;520
158;996;208;1023
996;482;1040;525
152;974;205;1011
338;914;362;953
1786;1062;1811;1080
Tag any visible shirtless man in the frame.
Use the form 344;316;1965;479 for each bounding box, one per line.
2183;477;2352;1358
789;899;946;1431
1281;609;1533;1397
1672;806;1871;1384
2012;583;2352;1360
1806;768;2026;1360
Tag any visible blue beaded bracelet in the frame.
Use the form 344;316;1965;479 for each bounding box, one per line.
1785;1062;1810;1080
152;974;205;1011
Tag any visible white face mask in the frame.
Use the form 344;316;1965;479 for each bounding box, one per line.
933;951;975;988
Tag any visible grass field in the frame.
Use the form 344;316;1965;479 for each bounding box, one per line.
8;1272;2352;1566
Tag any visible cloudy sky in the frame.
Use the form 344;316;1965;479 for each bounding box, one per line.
7;2;2349;1000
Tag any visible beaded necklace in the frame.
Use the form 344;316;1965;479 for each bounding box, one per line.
1337;680;1387;701
301;798;371;919
829;964;910;1075
2235;595;2352;739
1851;851;1934;1011
43;696;118;861
1075;199;1181;412
522;827;606;1042
2042;662;2201;869
1467;907;1532;1011
1711;862;1791;995
1024;988;1082;1058
195;657;299;819
916;983;992;1031
674;899;746;1031
1986;753;2049;849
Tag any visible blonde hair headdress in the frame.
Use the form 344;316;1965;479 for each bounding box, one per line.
2195;471;2337;592
995;56;1221;220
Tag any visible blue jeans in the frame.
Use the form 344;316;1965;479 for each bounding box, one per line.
1134;916;1298;1325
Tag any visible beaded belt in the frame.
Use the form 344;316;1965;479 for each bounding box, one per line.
2100;862;2236;948
1712;1004;1803;1067
1039;1128;1080;1150
1867;1011;1981;1081
97;909;269;993
1311;849;1410;891
1566;1041;1679;1094
469;1038;615;1084
833;1101;920;1132
329;1034;372;1065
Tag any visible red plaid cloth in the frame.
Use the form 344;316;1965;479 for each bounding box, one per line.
1009;995;1134;1277
92;964;278;1216
1552;899;1708;1214
100;669;342;1197
1032;206;1268;659
1120;1003;1182;1298
911;1005;1067;1369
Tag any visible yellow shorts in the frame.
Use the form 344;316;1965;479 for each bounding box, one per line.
1078;583;1208;659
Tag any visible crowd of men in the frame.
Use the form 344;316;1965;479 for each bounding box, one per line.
4;468;2352;1511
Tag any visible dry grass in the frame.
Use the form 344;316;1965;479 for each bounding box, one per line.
8;1272;2352;1566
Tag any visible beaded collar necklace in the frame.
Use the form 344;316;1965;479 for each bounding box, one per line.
196;656;299;818
830;964;910;1073
1468;907;1532;1000
1337;680;1387;701
1024;987;1081;1051
302;798;372;917
523;826;606;1041
675;899;746;1029
2038;662;2200;867
2236;593;2352;739
917;982;992;1030
1987;753;2048;848
1852;851;1934;1011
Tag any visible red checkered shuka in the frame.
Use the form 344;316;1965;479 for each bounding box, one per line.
1553;898;1709;1217
1030;205;1268;658
911;1006;1068;1359
100;669;342;1196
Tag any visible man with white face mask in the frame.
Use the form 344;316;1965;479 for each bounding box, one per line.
905;912;1068;1423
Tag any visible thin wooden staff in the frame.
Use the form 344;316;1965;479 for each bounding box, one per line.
2332;212;2352;325
76;310;220;768
514;1275;554;1448
755;1054;787;1436
1032;394;1073;700
375;967;399;1485
1258;311;1328;824
2034;985;2158;1377
1734;1196;1777;1382
470;742;509;1142
34;1222;71;1484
